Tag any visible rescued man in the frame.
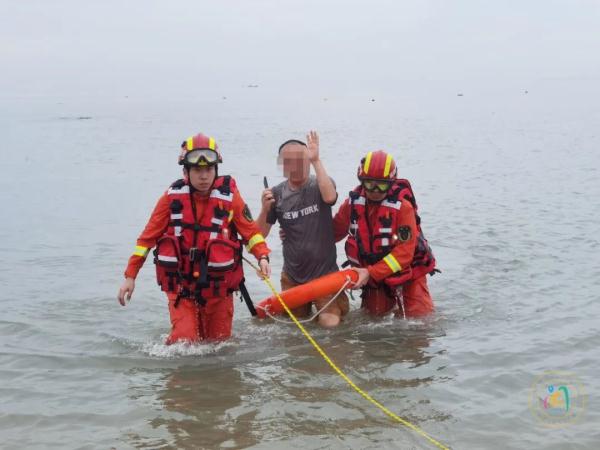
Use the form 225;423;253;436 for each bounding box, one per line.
256;131;349;328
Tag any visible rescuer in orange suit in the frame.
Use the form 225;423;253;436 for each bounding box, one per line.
117;133;271;343
334;150;438;317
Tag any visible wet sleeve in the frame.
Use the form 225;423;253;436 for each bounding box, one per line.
333;198;350;242
367;199;418;282
124;193;171;279
231;190;270;259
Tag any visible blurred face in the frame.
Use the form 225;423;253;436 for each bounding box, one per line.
279;144;310;184
187;165;216;193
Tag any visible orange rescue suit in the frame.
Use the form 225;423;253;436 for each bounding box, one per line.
333;192;434;317
124;177;269;343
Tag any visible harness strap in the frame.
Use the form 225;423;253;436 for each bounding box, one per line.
238;279;257;316
219;175;231;195
174;293;182;308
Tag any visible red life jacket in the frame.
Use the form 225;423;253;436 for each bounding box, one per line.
153;176;244;304
344;179;436;287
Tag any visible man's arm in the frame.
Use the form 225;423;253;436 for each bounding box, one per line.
332;198;351;242
123;192;171;279
256;188;275;237
232;190;270;259
232;190;271;277
118;192;171;305
307;131;337;205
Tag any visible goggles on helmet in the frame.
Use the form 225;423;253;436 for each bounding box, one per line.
181;148;219;167
362;179;392;193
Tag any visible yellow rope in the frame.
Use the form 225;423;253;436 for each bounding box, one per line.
247;260;449;450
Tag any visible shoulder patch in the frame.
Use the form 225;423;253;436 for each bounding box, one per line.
397;225;412;242
243;204;253;221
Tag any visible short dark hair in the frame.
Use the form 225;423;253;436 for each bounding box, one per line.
278;139;307;154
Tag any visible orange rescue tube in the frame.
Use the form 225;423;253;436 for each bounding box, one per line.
256;269;358;318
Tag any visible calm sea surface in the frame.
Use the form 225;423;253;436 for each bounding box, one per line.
1;82;599;449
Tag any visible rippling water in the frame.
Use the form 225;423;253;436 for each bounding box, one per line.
1;82;599;449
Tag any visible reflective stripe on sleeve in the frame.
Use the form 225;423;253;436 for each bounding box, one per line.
383;253;401;273
133;245;150;257
246;233;266;251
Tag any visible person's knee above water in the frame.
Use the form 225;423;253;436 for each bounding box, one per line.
333;150;437;317
117;133;271;344
256;131;348;328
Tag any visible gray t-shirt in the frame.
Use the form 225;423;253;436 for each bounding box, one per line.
267;175;339;284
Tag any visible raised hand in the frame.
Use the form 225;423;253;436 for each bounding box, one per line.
306;130;320;163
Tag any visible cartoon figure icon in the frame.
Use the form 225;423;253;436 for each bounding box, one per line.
544;385;570;412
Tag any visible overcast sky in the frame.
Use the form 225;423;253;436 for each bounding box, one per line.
1;0;599;99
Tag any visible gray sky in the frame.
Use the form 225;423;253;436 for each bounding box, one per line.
1;0;599;99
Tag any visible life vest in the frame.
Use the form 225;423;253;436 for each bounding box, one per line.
153;176;244;304
344;179;436;287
